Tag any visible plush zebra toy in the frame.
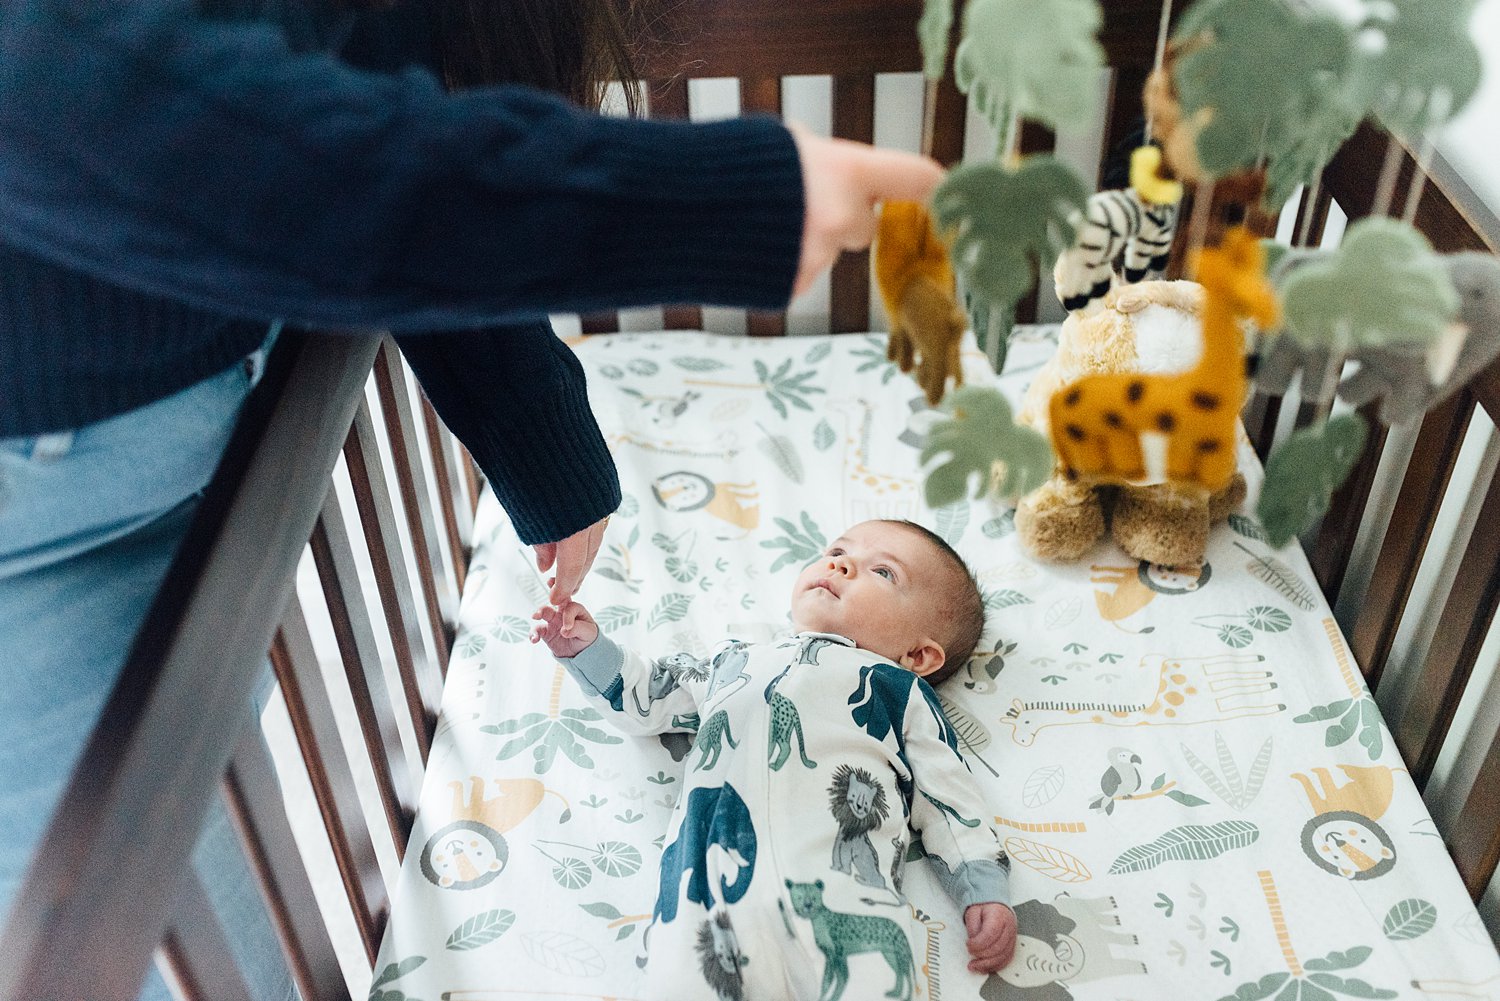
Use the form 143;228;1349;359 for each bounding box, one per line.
1053;187;1178;312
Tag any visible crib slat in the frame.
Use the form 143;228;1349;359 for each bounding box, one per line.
1351;391;1475;690
421;393;471;595
461;443;484;515
1453;723;1500;899
1014;122;1058;326
741;76;787;337
930;73;966;168
270;601;387;963
155;873;257;1001
647;77;706;330
223;728;354;1001
345;399;441;764
831;73;875;334
310;487;417;860
580;311;621;335
1394;460;1500;789
373;341;455;667
1308;403;1386;606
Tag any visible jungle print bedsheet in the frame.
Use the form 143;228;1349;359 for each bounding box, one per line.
369;329;1500;1001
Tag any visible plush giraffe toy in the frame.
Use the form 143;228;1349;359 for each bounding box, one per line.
1047;226;1278;493
875;200;968;406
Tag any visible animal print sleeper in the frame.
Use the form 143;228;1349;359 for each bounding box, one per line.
559;631;1011;1001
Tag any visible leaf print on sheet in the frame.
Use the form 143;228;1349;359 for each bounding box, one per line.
851;336;899;384
756;422;805;484
647;593;694;631
760;513;828;573
813;419;837;452
1235;543;1317;611
1294;697;1384;761
594;605;640;632
520;931;607;978
934;502;970;546
1043;596;1081;630
937;691;999;777
982;510;1016;538
673;356;727;372
1005;837;1092;882
482;673;624;774
488;616;530;643
1109;820;1260;874
1382;898;1436;940
1182;735;1273;810
983;588;1032;613
1022;765;1065;808
368;956;425;999
751;358;826;419
445;910;516;951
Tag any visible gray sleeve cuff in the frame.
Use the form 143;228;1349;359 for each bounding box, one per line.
559;634;625;696
927;855;1012;911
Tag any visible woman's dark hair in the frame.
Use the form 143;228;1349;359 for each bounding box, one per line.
431;0;644;113
348;0;647;115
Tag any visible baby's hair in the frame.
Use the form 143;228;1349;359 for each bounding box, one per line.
883;520;985;686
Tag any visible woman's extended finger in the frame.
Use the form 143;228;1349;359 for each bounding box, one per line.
548;518;608;605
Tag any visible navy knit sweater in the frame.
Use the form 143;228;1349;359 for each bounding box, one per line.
0;0;804;543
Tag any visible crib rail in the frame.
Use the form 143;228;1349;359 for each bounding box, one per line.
0;332;481;1000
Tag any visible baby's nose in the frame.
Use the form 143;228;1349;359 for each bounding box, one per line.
827;558;850;575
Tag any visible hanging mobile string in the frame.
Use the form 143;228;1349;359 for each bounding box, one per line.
1143;0;1174;144
921;78;939;160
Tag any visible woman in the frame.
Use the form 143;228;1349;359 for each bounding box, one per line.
0;0;943;998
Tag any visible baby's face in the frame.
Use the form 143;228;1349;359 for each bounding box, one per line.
789;520;945;672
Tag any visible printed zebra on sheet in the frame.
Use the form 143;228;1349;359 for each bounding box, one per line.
1054;188;1178;312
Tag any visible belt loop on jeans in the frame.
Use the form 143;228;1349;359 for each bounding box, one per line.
31;431;75;462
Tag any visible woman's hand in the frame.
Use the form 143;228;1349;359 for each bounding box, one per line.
530;600;600;659
787;124;946;299
533;516;608;606
964;902;1018;974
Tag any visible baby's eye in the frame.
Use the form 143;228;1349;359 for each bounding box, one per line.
828;547;845;557
873;567;894;581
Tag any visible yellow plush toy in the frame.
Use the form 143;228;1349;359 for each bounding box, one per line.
876;201;968;406
1017;229;1275;566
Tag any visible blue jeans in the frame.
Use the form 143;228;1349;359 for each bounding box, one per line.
0;330;297;1001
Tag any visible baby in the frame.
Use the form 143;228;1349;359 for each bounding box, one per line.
533;518;1016;1000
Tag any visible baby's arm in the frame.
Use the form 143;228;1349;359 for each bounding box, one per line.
902;678;1015;973
532;599;701;736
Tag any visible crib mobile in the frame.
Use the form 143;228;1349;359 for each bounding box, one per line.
890;0;1500;556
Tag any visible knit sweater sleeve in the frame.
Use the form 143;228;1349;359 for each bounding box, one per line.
0;0;804;332
393;321;617;545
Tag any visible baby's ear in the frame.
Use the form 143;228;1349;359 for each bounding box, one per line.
903;639;947;677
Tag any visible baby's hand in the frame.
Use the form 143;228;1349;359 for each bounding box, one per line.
530;600;599;659
964;902;1017;974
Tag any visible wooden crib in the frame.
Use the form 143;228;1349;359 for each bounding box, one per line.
4;1;1498;997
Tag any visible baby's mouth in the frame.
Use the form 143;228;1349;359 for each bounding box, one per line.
811;578;840;597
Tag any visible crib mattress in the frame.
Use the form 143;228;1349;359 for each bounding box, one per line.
369;329;1500;1001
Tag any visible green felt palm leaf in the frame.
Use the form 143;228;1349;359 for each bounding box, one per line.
918;0;955;81
954;0;1104;133
1281;218;1458;352
1173;0;1352;177
933;157;1089;316
1257;413;1368;547
920;386;1054;506
1356;0;1482;138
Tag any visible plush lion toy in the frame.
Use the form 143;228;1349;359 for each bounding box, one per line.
876;201;968;405
1016;280;1247;565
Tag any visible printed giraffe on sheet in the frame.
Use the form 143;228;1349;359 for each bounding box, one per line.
999;653;1285;746
1048;227;1279;491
